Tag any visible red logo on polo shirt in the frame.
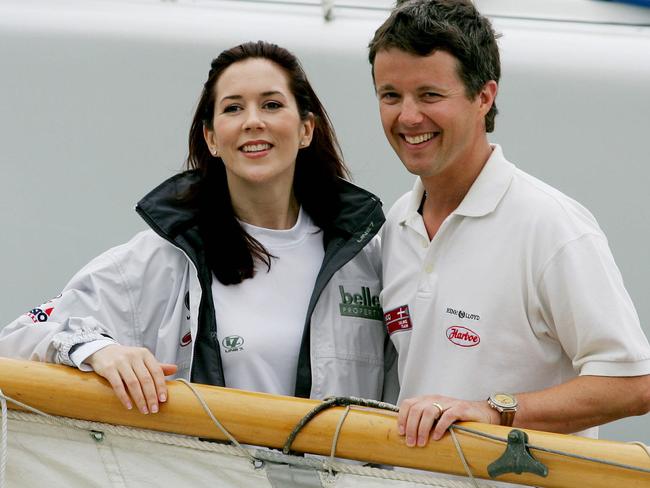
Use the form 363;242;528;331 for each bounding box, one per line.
385;305;412;335
446;326;480;347
180;331;192;347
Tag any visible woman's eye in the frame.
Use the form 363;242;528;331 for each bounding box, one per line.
222;104;242;113
264;101;282;110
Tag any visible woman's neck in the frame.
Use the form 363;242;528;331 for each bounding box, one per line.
228;180;300;230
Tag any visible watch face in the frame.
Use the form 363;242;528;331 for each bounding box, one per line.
493;393;517;408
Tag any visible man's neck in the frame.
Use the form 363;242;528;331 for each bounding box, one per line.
420;143;493;240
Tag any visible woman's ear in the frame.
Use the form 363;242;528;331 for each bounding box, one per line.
299;112;315;148
203;125;219;156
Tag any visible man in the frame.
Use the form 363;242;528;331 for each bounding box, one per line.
369;0;650;448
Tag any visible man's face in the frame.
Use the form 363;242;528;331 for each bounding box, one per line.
373;48;491;180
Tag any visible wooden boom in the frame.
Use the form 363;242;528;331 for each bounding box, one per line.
0;357;648;487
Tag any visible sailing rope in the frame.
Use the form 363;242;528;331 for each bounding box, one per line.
326;404;351;477
449;428;480;488
0;389;7;488
627;441;650;461
451;424;650;474
176;378;256;462
283;396;398;454
283;396;480;484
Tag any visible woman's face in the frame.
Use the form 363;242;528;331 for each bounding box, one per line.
204;58;314;192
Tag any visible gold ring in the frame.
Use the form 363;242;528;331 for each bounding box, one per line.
432;402;444;417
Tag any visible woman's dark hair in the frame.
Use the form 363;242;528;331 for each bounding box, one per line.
185;41;349;285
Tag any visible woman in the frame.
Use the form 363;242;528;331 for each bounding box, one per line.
0;41;394;415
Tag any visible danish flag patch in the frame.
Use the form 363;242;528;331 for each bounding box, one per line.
384;305;412;335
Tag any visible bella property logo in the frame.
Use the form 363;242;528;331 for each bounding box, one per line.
446;326;480;347
339;285;382;321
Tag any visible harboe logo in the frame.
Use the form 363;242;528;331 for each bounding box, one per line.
446;326;480;347
339;285;382;320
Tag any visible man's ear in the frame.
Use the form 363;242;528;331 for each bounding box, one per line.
479;80;498;117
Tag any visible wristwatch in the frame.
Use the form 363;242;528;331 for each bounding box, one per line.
487;393;518;426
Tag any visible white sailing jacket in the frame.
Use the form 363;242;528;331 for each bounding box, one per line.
0;172;397;401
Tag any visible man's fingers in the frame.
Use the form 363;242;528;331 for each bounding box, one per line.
404;403;425;447
397;398;416;436
432;410;456;441
416;406;438;447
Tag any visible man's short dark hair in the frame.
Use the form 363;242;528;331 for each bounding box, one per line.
368;0;501;132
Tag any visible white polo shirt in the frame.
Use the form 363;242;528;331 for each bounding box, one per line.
381;145;650;437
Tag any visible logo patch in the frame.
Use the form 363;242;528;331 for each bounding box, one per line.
222;335;244;353
446;326;480;347
180;331;192;347
384;305;412;335
445;306;480;321
339;285;382;320
25;307;54;323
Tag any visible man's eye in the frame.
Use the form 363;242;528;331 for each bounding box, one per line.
380;92;400;102
423;92;441;99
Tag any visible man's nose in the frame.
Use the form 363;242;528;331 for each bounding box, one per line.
398;97;423;126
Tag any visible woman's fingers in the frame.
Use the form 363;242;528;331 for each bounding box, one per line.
143;354;171;405
100;365;133;411
88;345;174;414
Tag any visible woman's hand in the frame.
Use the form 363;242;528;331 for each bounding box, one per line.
398;394;499;446
86;345;178;414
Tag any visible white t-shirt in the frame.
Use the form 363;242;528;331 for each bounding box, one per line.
212;208;324;396
380;145;650;438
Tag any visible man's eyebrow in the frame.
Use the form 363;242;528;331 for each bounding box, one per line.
376;84;396;92
417;85;445;92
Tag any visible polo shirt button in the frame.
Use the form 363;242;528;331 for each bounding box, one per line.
425;264;434;273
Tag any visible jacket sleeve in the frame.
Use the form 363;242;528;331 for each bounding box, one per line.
0;247;136;366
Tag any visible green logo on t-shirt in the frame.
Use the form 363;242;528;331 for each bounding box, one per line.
222;335;244;353
339;285;382;320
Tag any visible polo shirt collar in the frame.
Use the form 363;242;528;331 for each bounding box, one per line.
399;144;514;225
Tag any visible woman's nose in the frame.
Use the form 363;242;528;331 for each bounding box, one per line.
242;107;265;130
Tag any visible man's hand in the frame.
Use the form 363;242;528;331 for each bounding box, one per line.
398;395;499;446
86;345;178;414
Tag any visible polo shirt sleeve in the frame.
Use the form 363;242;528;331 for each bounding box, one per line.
536;233;650;377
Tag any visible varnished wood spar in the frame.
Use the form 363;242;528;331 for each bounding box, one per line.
1;358;649;488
